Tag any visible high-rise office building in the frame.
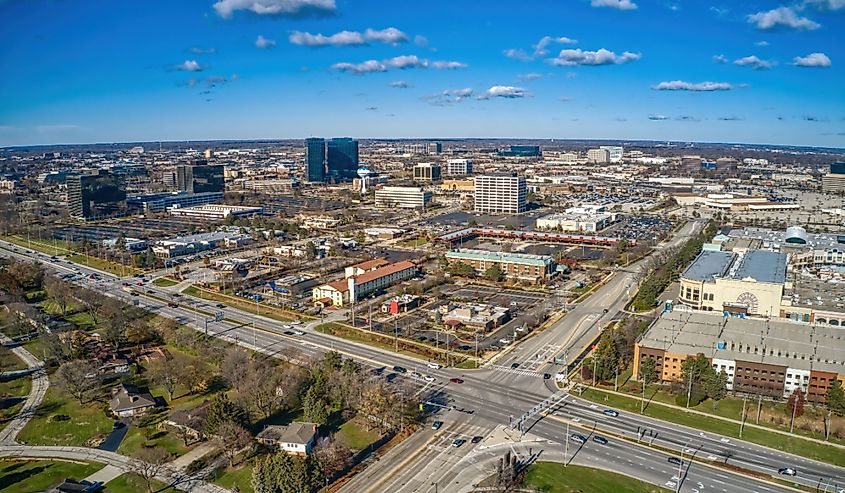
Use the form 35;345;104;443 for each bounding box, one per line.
327;137;359;181
413;162;442;182
822;163;845;193
176;161;225;194
474;174;526;214
586;148;610;164
306;137;326;182
599;145;624;163
67;170;127;219
680;156;703;174
446;159;473;176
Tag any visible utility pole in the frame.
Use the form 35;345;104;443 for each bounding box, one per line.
592;357;597;387
641;377;646;414
740;394;747;438
686;369;694;408
756;394;763;424
564;421;569;466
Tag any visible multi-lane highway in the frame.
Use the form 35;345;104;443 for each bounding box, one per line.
2;235;843;493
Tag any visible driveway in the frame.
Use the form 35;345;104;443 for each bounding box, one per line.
98;422;129;452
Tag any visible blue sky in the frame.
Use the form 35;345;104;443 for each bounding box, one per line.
1;0;843;147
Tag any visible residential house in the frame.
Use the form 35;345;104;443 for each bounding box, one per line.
109;384;157;418
255;422;318;455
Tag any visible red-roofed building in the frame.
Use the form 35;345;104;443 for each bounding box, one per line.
313;260;418;307
345;258;390;278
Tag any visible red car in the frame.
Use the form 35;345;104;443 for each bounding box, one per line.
450;378;464;384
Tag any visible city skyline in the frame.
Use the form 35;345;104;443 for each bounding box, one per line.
1;0;844;148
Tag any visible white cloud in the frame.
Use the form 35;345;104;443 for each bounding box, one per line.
653;80;733;91
747;7;820;30
518;73;543;81
289;28;407;47
793;52;832;67
431;60;467;69
533;36;577;57
755;40;770;47
190;47;217;54
503;48;532;61
390;80;411;88
591;0;637;9
424;88;473;106
801;0;845;11
713;54;728;64
550;48;640;66
364;27;408;45
213;0;335;18
477;85;531;100
734;55;774;70
331;55;467;74
290;30;363;46
414;35;429;47
255;35;276;49
176;60;202;71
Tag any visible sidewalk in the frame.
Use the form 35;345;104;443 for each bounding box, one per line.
168;442;217;471
0;334;49;445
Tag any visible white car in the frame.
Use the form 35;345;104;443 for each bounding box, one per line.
427;362;441;369
424;375;435;382
292;330;304;336
499;338;512;345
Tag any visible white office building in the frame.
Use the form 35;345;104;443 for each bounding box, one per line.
374;186;433;209
586;148;610;164
599;146;624;163
446;159;473;176
474;174;526;214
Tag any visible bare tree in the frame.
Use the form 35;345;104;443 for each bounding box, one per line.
56;359;99;404
215;421;253;466
131;446;171;493
147;355;181;401
43;276;73;317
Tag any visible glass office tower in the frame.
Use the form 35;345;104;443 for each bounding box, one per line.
67;169;127;219
306;137;326;182
327;137;358;181
176;161;224;194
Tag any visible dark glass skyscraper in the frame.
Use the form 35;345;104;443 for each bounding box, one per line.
306;137;326;182
176;161;225;193
67;169;127;219
327;137;358;181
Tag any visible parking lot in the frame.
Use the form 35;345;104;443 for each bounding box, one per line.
604;216;674;242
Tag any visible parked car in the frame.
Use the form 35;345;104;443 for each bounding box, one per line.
432;421;443;430
452;438;465;448
393;366;407;374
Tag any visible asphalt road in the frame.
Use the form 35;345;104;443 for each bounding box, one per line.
3;235;843;493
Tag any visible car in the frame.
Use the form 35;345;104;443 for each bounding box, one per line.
592;435;608;445
543;373;552;380
292;330;304;336
427;362;442;369
450;378;464;384
452;438;465;448
510;362;520;369
130;292;139;297
777;467;797;476
423;375;435;382
499;338;511;344
471;436;483;444
603;409;619;417
112;421;125;429
411;371;422;379
167;302;178;308
216;303;226;308
393;366;407;374
290;321;302;325
432;421;443;430
570;434;587;444
283;331;294;335
668;457;684;466
147;289;154;294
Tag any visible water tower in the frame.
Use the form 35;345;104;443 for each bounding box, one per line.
357;167;372;193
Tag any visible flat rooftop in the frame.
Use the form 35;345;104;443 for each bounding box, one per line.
682;251;733;281
682;249;788;284
640;310;845;374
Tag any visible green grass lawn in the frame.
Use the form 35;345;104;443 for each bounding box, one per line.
0;460;104;493
116;407;193;458
523;462;669;493
210;462;255;493
0;349;26;372
0;374;32;399
67;254;138;277
577;387;845;467
2;235;74;256
182;285;296;322
153;277;179;287
17;385;114;447
336;416;380;451
105;472;177;493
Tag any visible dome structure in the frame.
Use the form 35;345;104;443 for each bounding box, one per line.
784;226;808;245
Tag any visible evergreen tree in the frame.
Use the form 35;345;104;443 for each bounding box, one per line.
828;380;845;416
203;394;250;434
593;330;619;381
302;387;329;425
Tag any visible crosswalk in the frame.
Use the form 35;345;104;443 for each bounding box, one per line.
490;365;547;378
